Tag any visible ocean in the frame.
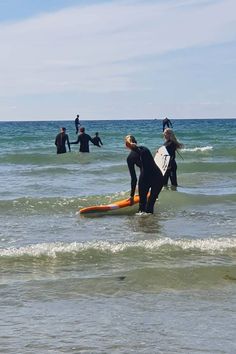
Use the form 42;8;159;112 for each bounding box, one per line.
0;118;236;353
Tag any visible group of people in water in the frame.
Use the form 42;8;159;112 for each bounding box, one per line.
55;115;183;214
55;115;103;154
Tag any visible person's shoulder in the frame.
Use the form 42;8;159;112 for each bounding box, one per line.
128;149;140;160
127;151;134;160
139;145;149;152
166;141;176;149
139;145;153;156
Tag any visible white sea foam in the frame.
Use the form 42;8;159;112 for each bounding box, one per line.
182;146;213;152
1;238;236;258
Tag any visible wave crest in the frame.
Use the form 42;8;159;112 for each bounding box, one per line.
182;146;213;152
1;237;236;259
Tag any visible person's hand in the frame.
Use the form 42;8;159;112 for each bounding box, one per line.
127;196;134;205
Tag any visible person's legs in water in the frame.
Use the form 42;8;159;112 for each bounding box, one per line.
163;169;170;188
138;176;150;212
57;147;66;154
146;176;163;213
169;160;177;189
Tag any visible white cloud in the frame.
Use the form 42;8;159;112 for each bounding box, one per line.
0;0;235;98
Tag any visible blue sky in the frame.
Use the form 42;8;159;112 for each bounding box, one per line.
0;0;236;121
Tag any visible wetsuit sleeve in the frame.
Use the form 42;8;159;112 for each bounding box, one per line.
127;155;137;197
66;135;71;151
99;138;103;145
89;135;96;145
70;136;80;144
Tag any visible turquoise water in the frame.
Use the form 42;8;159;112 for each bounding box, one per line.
1;118;236;353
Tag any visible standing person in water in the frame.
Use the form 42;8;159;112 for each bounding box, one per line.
163;128;184;190
75;114;80;134
162;117;173;131
55;127;71;154
125;135;163;214
70;127;95;152
92;132;103;147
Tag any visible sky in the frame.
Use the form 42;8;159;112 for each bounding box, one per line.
0;0;236;121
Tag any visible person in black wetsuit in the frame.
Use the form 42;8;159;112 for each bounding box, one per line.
162;117;173;132
75;114;80;134
163;128;183;190
92;132;103;147
55;127;71;154
125;135;163;214
70;127;95;152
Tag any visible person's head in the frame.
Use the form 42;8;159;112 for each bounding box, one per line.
163;128;183;149
80;127;85;133
163;128;173;140
61;127;66;133
125;135;137;150
95;132;99;136
77;114;79;118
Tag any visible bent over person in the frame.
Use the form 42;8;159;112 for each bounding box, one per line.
125;135;163;214
55;127;71;154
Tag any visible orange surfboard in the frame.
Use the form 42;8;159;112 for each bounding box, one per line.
79;195;140;216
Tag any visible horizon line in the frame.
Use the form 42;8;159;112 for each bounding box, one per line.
0;117;236;123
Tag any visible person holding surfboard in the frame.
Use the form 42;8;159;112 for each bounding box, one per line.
125;135;163;214
163;128;184;190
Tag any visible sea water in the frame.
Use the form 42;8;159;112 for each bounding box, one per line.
0;118;236;353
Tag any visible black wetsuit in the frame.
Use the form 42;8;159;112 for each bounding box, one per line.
71;133;94;152
93;136;103;147
163;141;178;186
127;146;163;213
75;118;80;134
55;132;70;154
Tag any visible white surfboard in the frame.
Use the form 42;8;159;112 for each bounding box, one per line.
154;146;170;176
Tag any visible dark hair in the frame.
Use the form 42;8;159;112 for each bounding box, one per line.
125;135;137;144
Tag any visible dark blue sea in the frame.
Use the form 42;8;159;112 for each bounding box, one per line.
0;118;236;353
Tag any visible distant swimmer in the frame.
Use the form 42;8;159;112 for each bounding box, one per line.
163;128;184;190
92;132;103;147
70;127;95;152
55;127;71;154
75;114;80;134
125;135;163;214
162;117;173;132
